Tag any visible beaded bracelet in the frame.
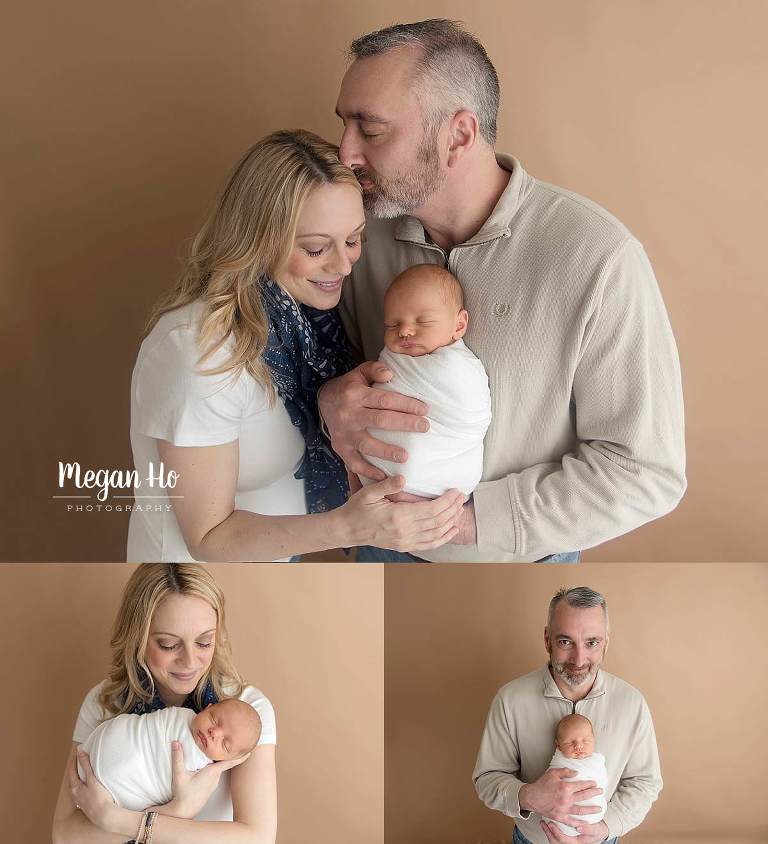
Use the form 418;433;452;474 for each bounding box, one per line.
144;811;157;844
135;812;148;844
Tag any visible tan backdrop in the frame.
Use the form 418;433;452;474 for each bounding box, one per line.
0;563;384;844
2;1;767;560
384;562;767;843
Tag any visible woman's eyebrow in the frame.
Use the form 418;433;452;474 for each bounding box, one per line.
151;628;217;637
296;222;366;239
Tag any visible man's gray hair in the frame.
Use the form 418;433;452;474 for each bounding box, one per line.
547;587;609;632
348;19;500;145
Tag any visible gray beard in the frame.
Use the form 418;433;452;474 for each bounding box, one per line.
360;130;445;219
550;659;599;689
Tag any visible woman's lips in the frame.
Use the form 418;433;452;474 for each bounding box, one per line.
171;671;197;681
309;278;342;292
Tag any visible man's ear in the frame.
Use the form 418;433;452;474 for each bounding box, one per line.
544;626;551;654
446;110;479;167
453;309;469;340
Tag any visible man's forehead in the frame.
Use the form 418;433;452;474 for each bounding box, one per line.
550;603;606;634
337;50;421;117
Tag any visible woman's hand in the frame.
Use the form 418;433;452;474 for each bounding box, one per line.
164;741;251;819
340;474;465;551
68;751;119;831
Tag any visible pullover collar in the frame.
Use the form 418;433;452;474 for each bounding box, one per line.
393;154;535;248
541;665;607;704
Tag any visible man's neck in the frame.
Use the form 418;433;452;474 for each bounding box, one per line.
413;151;510;253
548;664;598;703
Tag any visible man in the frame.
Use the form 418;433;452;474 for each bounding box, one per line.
320;19;686;561
473;587;662;843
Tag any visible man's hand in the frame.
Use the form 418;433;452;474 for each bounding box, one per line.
541;819;609;843
318;362;429;480
519;768;603;827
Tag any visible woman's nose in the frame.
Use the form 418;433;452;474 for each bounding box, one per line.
326;247;353;277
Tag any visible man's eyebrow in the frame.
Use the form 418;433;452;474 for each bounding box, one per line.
335;107;389;123
296;222;366;239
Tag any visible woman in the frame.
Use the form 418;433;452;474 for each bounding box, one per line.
53;563;276;843
127;130;464;561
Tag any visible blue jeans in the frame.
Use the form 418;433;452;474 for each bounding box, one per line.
513;826;617;843
356;547;581;563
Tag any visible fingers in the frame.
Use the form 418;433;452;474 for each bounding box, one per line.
214;752;251;772
411;525;460;551
363;402;430;429
344;454;388;481
540;821;570;843
359;360;394;384
76;751;94;783
571;784;601;799
362;474;406;500
355;431;409;463
69;753;84;789
568;803;602;816
555;767;579;779
410;489;466;521
347;471;362;494
170;740;185;774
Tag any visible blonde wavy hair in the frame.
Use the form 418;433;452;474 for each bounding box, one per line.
146;129;361;403
98;564;245;716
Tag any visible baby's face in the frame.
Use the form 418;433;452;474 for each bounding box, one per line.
383;278;466;356
190;702;253;762
556;722;596;759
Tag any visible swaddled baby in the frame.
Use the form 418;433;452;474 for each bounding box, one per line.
78;698;261;811
367;264;492;497
545;714;608;836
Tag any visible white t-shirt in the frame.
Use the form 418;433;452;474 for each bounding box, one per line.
128;301;306;562
73;680;276;822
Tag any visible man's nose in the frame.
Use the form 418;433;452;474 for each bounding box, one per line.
339;125;365;169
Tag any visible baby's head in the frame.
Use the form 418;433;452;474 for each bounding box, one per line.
190;699;262;762
383;264;468;356
555;713;596;759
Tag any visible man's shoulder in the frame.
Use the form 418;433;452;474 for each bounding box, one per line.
601;670;649;708
533;179;635;246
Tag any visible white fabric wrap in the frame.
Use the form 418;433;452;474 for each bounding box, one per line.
367;340;492;496
545;749;608;836
78;707;211;811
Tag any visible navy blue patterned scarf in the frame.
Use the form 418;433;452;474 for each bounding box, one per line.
260;279;353;513
128;671;218;715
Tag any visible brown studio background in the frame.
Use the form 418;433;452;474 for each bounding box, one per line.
0;563;384;844
384;562;767;844
2;1;767;560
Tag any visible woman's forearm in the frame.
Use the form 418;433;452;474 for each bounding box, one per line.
106;806;272;844
192;507;356;561
52;809;130;844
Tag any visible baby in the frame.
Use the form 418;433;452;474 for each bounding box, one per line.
366;264;492;497
545;714;608;836
78;698;261;811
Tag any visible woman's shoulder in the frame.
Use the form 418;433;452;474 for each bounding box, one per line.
139;301;229;367
72;679;111;743
234;684;277;745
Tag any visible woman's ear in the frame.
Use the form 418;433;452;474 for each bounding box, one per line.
453;309;469;340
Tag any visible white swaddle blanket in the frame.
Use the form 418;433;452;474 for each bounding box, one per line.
367;340;492;496
78;707;210;810
544;749;608;836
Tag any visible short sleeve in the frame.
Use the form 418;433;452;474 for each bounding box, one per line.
239;686;276;745
72;681;110;744
132;311;258;447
